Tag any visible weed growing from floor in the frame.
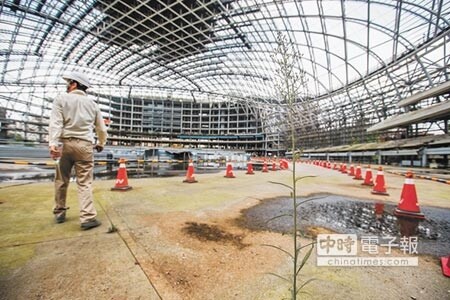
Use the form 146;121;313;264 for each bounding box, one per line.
107;224;118;233
268;31;316;299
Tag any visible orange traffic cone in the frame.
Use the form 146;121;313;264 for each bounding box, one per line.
111;158;132;191
441;255;450;277
353;165;363;180
246;162;255;175
272;162;277;171
362;165;374;186
393;171;425;219
371;167;389;195
262;161;269;173
348;164;355;176
183;160;198;183
224;162;235;178
279;159;288;170
341;164;347;174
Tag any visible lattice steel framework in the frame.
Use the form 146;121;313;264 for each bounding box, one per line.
0;0;449;149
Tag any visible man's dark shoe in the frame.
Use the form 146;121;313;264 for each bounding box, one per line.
55;214;66;224
81;219;101;230
53;207;69;224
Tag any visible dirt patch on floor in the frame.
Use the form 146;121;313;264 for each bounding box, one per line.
122;208;291;299
182;221;248;249
127;204;450;300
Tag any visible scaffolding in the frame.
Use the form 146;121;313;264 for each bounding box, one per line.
0;0;449;152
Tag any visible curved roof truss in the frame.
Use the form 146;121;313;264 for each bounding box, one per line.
0;0;449;145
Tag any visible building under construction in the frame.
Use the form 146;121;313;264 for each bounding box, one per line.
0;0;449;166
1;2;450;299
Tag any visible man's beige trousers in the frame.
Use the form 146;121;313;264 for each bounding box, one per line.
53;138;97;223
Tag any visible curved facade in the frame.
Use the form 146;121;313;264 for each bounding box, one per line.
103;95;269;152
0;1;449;151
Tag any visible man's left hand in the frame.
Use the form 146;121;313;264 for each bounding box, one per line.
49;145;61;160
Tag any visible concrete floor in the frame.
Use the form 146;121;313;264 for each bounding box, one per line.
0;162;449;299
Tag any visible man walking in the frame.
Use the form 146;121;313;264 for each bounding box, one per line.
48;71;108;230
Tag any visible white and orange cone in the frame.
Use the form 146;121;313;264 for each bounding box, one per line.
393;171;425;219
271;162;277;171
183;160;198;183
279;159;289;170
224;161;235;178
111;158;132;191
348;164;355;176
246;162;255;175
371;166;389;195
353;164;363;180
362;165;374;186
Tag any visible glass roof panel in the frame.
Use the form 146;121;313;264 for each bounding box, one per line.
0;0;449;144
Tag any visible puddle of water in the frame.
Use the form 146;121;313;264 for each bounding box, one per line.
96;163;221;180
0;163;222;182
239;194;450;257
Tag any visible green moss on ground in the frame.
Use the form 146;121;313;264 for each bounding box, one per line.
0;245;35;276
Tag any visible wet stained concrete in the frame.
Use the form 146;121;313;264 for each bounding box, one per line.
238;194;450;257
0;162;223;182
182;222;248;249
